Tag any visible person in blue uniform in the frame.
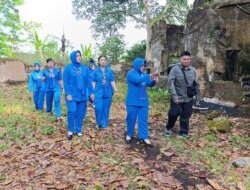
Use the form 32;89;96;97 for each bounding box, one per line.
43;58;63;121
87;58;96;108
63;50;94;140
92;56;118;129
27;62;46;111
125;58;159;146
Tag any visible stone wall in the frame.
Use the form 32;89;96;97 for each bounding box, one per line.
184;0;250;97
0;58;27;82
150;21;184;75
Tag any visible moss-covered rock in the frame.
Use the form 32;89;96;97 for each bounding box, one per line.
206;117;232;133
206;111;221;120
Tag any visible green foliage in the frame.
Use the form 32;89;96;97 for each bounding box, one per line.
72;0;163;38
0;0;24;57
26;31;70;65
151;0;190;26
97;35;125;63
122;40;146;62
32;31;61;60
80;44;92;65
149;86;170;113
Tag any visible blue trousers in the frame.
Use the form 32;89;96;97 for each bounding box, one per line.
46;91;61;118
126;105;149;140
94;97;112;128
33;90;45;110
66;100;87;133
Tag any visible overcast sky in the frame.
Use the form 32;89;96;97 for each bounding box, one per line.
18;0;194;50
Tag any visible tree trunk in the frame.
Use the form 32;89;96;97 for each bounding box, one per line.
144;0;152;66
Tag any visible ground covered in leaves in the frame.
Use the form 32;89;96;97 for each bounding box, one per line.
0;82;249;190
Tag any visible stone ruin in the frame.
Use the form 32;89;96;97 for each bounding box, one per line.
151;21;184;75
150;0;250;104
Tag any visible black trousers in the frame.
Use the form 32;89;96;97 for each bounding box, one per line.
166;100;193;135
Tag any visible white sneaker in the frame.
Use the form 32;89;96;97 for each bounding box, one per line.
143;139;151;145
126;135;131;142
67;132;73;140
68;131;73;136
77;133;82;137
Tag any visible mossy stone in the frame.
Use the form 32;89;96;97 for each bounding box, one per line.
206;118;232;133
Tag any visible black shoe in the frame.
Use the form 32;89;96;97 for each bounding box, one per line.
67;134;73;140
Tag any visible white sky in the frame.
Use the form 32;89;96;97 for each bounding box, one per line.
18;0;194;50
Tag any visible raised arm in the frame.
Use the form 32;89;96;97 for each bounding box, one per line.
127;71;149;84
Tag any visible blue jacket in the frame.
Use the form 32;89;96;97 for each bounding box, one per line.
63;51;93;101
28;68;45;92
43;67;62;92
88;61;97;81
126;58;155;107
92;67;115;98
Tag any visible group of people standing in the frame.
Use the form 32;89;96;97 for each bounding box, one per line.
28;50;200;146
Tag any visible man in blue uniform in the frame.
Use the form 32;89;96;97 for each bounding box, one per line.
125;58;159;146
63;50;94;140
43;58;63;121
27;62;46;111
92;56;119;129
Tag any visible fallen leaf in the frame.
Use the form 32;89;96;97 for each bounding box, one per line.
133;176;148;182
196;184;209;190
207;179;222;190
237;181;246;190
192;172;207;179
0;179;13;186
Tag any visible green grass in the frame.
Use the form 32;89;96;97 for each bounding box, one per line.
246;177;250;190
100;152;121;166
122;164;141;177
0;142;10;151
229;135;250;149
0;175;6;181
41;126;55;135
1;82;249;189
204;133;218;142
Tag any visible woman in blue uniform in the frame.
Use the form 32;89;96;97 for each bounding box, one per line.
63;50;94;140
27;62;46;111
125;58;158;146
92;56;118;129
87;58;97;108
43;58;63;121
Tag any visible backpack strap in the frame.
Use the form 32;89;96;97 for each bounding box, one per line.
181;68;189;86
